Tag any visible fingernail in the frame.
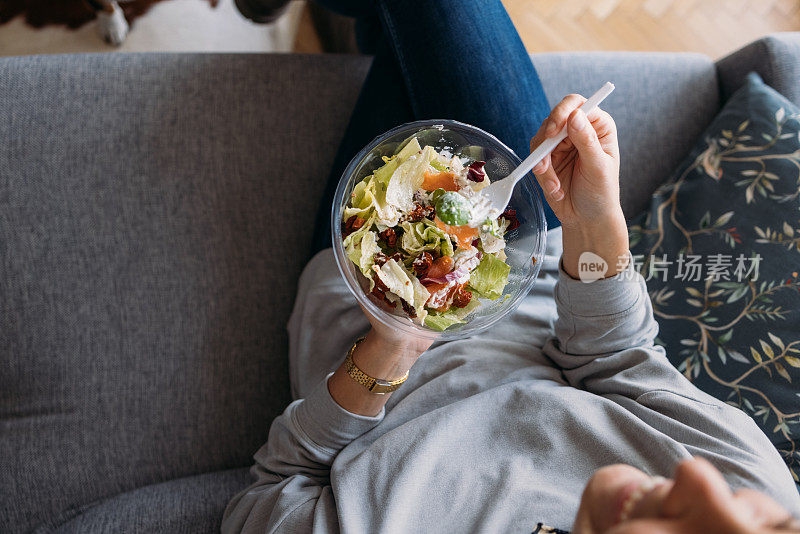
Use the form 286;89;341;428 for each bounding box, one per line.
545;120;557;136
547;180;559;195
571;110;586;131
552;188;565;201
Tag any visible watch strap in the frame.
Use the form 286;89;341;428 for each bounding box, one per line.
343;337;409;394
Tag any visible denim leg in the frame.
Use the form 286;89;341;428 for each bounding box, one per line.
373;0;558;228
310;38;415;255
310;0;558;256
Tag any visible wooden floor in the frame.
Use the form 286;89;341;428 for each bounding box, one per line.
295;0;800;59
505;0;800;59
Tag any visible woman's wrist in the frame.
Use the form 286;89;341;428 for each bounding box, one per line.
561;210;630;280
351;329;422;380
327;329;427;417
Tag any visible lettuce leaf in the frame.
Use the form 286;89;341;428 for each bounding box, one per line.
468;253;510;300
396;137;423;163
374;137;421;184
369;258;430;323
386;145;435;213
372;258;414;304
344;138;423;226
400;219;454;257
424;298;480;331
343;216;379;288
409;273;430;324
430;158;448;172
373;157;401;186
343;215;374;259
343;175;397;225
424;312;462;331
357;231;382;287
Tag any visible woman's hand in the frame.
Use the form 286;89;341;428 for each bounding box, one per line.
572;458;799;533
355;300;435;378
530;95;629;279
327;301;434;417
530;94;621;227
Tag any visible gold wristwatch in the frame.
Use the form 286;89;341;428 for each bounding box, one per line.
343;336;409;395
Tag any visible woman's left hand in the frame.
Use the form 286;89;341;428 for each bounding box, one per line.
355;300;435;379
327;302;434;417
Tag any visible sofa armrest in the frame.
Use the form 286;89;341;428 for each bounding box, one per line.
716;32;800;106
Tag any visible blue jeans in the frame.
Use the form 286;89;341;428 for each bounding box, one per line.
310;0;559;254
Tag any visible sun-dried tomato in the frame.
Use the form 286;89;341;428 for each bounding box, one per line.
500;208;520;232
467;160;487;182
371;286;396;308
427;282;468;312
400;298;417;318
373;274;390;292
412;251;433;277
379;228;397;248
374;252;388;267
452;286;472;308
390;252;404;263
406;203;436;222
342;215;367;237
406;204;424;222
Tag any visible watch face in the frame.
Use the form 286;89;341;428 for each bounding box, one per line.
369;380;390;394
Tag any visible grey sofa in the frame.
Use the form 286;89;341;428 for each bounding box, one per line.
1;33;799;533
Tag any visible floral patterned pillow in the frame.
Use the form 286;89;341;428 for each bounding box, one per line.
629;73;800;488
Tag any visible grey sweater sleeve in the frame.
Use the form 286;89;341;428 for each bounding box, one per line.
544;261;800;513
221;373;384;534
222;254;800;533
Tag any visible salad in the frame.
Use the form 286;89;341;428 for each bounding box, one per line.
341;137;520;332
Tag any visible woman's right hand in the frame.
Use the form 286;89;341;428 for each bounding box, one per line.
529;93;622;229
529;95;629;280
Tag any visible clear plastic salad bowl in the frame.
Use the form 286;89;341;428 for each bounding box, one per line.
331;119;547;341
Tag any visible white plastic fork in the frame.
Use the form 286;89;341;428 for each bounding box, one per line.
471;82;616;222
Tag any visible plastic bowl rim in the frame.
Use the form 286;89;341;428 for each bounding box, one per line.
331;118;547;341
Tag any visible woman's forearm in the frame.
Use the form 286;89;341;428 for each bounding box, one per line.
328;330;423;417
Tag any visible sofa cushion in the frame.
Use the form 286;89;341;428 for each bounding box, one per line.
0;50;718;531
629;73;800;489
51;468;250;534
717;33;800;108
534;51;719;219
0;53;368;533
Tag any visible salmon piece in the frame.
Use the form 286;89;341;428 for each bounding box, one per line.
426;282;466;312
423;281;448;309
421;171;459;191
423;281;449;293
436;217;479;250
426;256;454;279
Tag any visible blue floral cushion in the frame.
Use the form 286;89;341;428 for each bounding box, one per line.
629;73;800;488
